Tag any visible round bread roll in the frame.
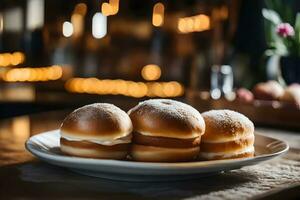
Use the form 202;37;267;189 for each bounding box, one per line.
252;81;284;100
200;109;255;160
128;99;205;162
280;84;300;108
236;88;254;103
60;103;132;159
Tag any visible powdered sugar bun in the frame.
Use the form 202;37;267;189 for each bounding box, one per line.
129;99;205;162
60;103;132;159
200;109;255;160
128;99;205;139
61;103;132;140
201;110;254;143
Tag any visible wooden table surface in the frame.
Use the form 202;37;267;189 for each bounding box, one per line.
0;109;299;200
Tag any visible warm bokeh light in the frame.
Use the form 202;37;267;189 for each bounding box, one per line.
150;82;165;97
109;0;119;15
220;6;228;20
0;53;11;67
71;14;84;38
213;6;228;21
74;3;87;16
162;81;184;97
101;2;114;16
128;82;148;98
11;52;25;65
178;18;186;33
178;14;210;33
0;52;25;67
102;0;119;16
12;116;30;142
152;3;164;27
0;14;3;33
153;15;163;27
62;21;73;37
65;78;184;98
141;64;162;81
2;65;63;82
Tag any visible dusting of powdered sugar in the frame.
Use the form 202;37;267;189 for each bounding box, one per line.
61;103;132;132
202;109;254;135
128;99;205;129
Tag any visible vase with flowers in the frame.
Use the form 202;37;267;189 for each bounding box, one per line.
263;0;300;85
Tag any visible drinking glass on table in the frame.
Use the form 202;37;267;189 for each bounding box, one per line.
210;65;234;99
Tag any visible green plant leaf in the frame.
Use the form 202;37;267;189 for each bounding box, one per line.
263;13;288;56
294;13;300;55
295;13;300;33
265;0;294;24
262;8;282;25
283;4;294;24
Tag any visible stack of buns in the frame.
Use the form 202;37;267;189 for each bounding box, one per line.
60;103;132;159
200;110;255;160
60;99;255;162
128;99;205;162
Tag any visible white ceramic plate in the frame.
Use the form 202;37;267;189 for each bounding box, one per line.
26;130;289;182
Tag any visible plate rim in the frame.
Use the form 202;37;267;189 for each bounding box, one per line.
25;129;289;170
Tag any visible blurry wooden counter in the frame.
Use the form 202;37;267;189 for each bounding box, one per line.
0;110;299;200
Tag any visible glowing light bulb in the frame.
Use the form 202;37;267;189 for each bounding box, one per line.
92;13;107;39
141;64;161;81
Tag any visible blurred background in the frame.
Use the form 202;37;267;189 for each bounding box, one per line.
0;0;300;127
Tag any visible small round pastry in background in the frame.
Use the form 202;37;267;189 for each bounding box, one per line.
128;99;205;162
60;103;132;159
252;80;284;100
236;88;254;103
280;84;300;108
200;109;255;160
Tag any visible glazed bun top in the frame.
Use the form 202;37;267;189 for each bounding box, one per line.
128;99;205;139
202;109;254;142
60;103;132;140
